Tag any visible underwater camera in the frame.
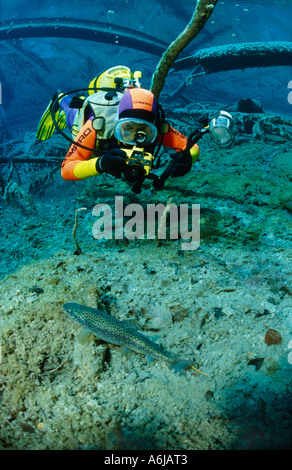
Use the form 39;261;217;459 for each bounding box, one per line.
122;145;154;183
120;130;155;193
121;110;235;193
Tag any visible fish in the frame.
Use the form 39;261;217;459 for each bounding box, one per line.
63;302;206;376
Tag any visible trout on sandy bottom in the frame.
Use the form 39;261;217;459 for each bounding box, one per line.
63;302;206;376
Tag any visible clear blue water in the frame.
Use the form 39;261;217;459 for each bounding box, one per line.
1;0;292;130
0;0;291;452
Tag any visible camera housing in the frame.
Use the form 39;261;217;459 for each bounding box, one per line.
123;146;154;183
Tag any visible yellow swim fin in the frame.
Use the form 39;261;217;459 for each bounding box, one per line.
36;93;67;141
55;108;67;132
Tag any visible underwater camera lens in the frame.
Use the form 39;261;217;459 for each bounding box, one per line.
124;162;145;182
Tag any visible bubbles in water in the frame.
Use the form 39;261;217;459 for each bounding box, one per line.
106;9;116;24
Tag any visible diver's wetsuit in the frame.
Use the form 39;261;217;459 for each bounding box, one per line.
60;111;199;181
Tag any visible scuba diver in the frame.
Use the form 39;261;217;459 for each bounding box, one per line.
61;87;200;185
36;66;199;193
36;66;233;193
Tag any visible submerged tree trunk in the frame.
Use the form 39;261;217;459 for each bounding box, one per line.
0;18;169;57
173;41;292;73
150;0;219;100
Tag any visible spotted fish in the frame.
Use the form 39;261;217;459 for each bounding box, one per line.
63;302;206;375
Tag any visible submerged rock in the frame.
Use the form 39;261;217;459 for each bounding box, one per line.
3;181;37;215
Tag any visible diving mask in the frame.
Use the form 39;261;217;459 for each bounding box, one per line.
114;118;157;146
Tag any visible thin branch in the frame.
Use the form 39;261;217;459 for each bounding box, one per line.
72;208;87;255
150;0;219;99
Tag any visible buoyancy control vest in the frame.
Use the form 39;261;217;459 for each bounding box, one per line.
71;90;124;148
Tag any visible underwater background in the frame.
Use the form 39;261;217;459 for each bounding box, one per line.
0;0;292;450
